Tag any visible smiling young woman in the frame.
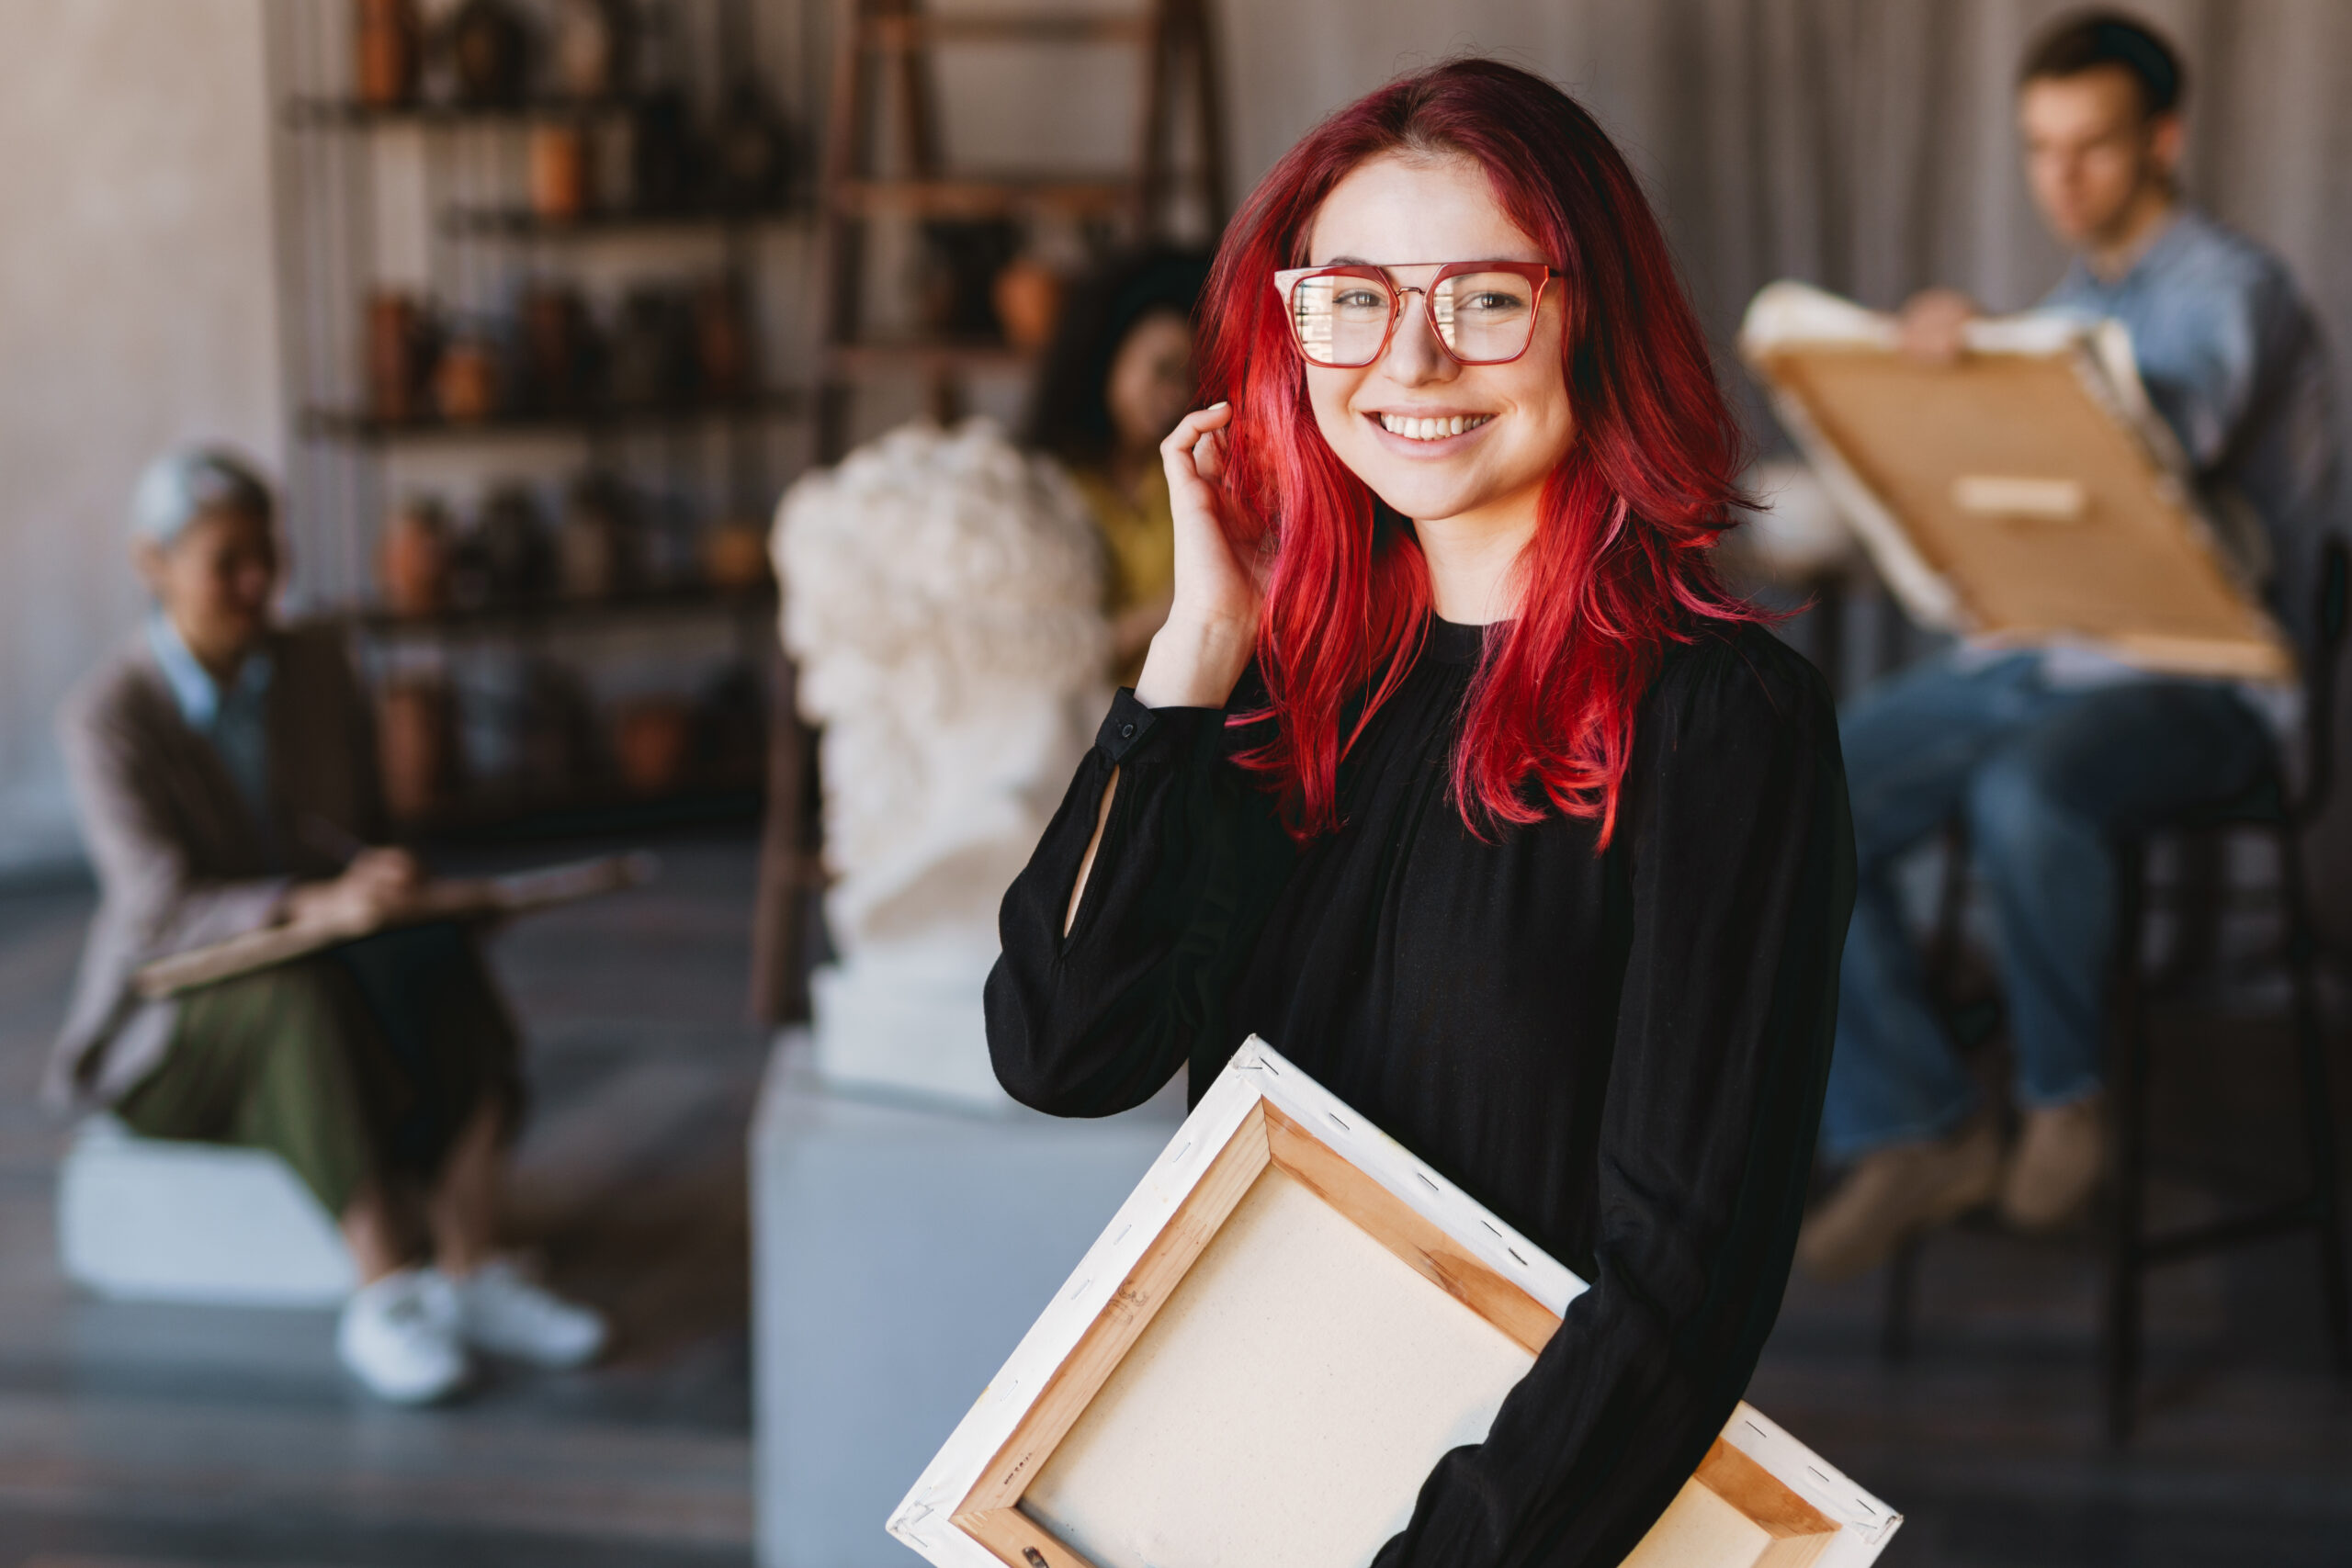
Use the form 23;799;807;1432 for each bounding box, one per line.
986;59;1856;1568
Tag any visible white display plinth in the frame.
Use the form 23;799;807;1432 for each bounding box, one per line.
752;1032;1180;1568
808;948;1010;1110
58;1116;356;1306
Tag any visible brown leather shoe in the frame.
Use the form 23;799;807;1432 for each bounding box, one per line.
1797;1117;2002;1283
1999;1093;2106;1232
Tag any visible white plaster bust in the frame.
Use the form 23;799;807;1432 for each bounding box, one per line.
774;419;1109;1101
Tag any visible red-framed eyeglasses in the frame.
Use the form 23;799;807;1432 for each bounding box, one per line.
1272;261;1562;368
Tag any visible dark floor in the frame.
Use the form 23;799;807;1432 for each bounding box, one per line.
1;829;2349;1565
0;830;768;1568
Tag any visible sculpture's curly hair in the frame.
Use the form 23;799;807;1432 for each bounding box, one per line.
1198;58;1754;846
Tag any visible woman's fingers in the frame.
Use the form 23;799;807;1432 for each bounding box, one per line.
1160;400;1232;485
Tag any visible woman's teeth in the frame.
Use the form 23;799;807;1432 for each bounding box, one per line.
1379;413;1492;441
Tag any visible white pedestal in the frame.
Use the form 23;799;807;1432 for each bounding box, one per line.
57;1117;356;1306
752;1032;1180;1568
808;948;1011;1110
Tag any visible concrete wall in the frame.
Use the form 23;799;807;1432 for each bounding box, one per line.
0;0;284;874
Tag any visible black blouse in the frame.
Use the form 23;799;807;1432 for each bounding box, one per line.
986;616;1854;1568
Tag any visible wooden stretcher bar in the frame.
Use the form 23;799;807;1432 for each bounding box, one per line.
1739;280;2293;684
132;852;658;999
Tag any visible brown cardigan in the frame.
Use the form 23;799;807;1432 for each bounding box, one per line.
47;624;385;1113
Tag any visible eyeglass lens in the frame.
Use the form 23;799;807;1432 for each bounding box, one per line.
1289;270;1541;366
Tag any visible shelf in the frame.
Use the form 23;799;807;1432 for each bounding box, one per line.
346;582;776;637
862;13;1153;47
303;390;808;445
825;340;1035;375
286;95;650;130
831;175;1131;219
442;204;805;239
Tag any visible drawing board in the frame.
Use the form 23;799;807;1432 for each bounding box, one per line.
1739;280;2291;683
889;1038;1901;1568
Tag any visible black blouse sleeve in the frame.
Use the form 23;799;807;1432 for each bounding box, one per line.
1373;635;1856;1568
986;684;1290;1116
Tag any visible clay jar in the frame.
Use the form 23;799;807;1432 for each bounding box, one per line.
993;255;1065;353
434;334;501;423
356;0;422;107
554;0;633;99
446;0;528;107
379;678;453;820
520;282;595;413
701;518;771;592
379;498;450;615
367;291;433;423
559;473;634;600
614;699;694;795
529;122;591;222
692;279;753;402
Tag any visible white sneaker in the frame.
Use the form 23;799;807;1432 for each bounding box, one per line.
337;1269;469;1404
442;1258;608;1369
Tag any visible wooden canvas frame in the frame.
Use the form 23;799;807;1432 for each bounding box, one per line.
889;1038;1902;1568
1739;280;2293;683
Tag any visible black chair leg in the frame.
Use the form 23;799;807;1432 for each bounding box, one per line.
2105;848;2150;1447
2278;825;2352;1376
1881;1235;1920;1363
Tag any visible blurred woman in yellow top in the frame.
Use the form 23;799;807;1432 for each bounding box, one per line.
1023;248;1210;684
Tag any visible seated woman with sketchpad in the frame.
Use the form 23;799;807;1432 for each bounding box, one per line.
989;61;1854;1566
47;448;604;1404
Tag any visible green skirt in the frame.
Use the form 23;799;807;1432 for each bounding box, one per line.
113;922;524;1216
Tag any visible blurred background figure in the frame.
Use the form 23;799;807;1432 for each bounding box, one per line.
51;447;605;1404
1023;247;1212;685
1801;10;2344;1281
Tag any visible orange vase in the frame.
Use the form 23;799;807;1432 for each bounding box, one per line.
379;499;449;615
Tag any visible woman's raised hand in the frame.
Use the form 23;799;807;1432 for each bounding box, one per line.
1136;401;1260;709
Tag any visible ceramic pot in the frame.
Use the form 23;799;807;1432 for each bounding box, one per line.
615;699;694;795
710;83;789;211
476;484;555;603
367;291;432;423
446;0;528;107
379;498;450;615
554;0;633;99
993;255;1065;353
519;282;595;413
701;519;771;591
434;335;501;423
607;288;694;408
692;279;752;401
559;474;634;600
529;122;591;221
379;679;452;820
356;0;422;107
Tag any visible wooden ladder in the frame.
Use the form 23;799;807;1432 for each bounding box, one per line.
810;0;1228;458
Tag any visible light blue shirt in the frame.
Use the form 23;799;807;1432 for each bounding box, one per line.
146;615;275;829
2040;207;2343;649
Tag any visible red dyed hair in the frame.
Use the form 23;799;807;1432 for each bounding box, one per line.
1199;59;1752;845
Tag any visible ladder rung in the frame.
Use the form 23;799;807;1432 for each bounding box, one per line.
832;176;1131;218
863;13;1153;48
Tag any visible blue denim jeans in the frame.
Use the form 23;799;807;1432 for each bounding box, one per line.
1821;652;2272;1161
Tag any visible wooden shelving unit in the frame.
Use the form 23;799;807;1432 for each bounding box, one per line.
264;0;817;844
810;0;1227;456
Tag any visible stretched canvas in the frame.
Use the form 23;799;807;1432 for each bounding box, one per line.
889;1039;1901;1568
1739;280;2292;683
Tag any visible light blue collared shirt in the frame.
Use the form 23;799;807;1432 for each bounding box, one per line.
146;615;275;829
2040;207;2343;650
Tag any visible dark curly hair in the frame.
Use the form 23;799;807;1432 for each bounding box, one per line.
1021;246;1211;469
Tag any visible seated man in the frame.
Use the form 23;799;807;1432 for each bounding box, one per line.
49;447;605;1402
1801;11;2343;1279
